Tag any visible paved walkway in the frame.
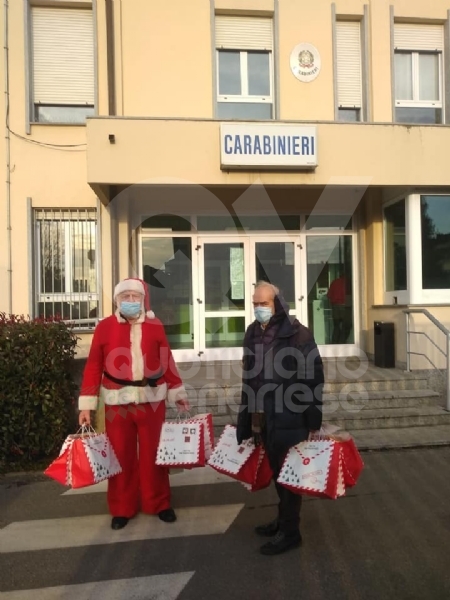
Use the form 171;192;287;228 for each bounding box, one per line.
1;448;450;599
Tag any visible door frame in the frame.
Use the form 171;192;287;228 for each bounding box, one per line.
138;229;361;362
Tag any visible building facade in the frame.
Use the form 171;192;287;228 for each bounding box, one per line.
1;0;450;367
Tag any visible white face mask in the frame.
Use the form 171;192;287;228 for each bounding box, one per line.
254;306;273;324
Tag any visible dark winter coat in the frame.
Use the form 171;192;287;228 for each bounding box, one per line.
236;295;324;454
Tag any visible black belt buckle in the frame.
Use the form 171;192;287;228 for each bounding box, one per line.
140;377;149;387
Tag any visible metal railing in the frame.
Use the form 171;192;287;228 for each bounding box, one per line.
404;309;450;412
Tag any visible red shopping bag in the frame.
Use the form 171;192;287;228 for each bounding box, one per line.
156;421;206;468
45;430;122;489
241;448;273;492
208;425;273;491
340;438;364;487
277;439;343;499
44;442;72;486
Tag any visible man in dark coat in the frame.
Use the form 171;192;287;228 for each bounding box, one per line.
237;281;324;555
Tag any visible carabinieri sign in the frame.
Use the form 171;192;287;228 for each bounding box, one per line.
220;123;318;171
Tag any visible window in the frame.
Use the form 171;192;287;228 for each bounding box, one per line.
34;209;99;328
215;16;273;119
196;215;300;231
335;21;363;122
31;5;94;124
394;24;443;124
421;196;450;290
305;214;353;231
384;200;407;292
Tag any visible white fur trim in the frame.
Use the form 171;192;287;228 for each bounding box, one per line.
100;383;168;405
167;386;187;405
130;322;144;380
114;279;145;299
146;310;155;319
78;395;99;410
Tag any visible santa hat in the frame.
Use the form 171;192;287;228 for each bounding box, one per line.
114;278;155;319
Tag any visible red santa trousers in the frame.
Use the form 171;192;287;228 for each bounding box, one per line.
105;401;170;517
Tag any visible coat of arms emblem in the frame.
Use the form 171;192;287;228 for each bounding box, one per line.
298;49;315;69
290;43;321;82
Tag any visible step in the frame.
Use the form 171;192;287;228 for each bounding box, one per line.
352;424;450;450
324;406;450;431
323;378;430;393
166;389;442;420
182;377;432;398
322;389;441;411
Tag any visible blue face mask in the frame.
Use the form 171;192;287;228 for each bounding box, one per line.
254;306;273;324
120;301;142;318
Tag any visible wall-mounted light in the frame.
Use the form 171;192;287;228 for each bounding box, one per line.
109;134;116;144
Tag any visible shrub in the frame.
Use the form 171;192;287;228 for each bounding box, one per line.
0;313;78;473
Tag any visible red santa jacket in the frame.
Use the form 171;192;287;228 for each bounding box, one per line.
78;311;186;410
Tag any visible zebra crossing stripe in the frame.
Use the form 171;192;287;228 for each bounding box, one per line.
0;504;244;553
0;572;195;600
62;466;233;496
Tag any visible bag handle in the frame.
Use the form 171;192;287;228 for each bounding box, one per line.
176;411;192;422
75;424;97;437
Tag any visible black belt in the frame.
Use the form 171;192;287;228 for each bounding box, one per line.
103;371;162;388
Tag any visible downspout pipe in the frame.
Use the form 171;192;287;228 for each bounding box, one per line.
4;0;12;314
105;0;116;116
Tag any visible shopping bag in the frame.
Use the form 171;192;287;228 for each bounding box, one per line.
44;429;122;489
277;439;343;499
186;413;214;460
156;421;205;468
340;437;364;487
241;448;273;492
208;425;273;490
43;439;73;486
311;425;364;489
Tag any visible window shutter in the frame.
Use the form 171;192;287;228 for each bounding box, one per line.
215;16;273;51
336;21;362;108
32;7;94;105
394;24;444;51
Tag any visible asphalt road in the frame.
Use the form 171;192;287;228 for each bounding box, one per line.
1;447;450;600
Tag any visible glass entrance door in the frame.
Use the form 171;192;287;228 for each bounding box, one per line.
198;238;251;360
251;238;300;315
141;236;194;354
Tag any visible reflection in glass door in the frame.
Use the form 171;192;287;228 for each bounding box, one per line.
306;235;354;345
199;239;249;355
253;240;297;310
141;237;194;350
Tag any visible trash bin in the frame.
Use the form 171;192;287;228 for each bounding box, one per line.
374;321;395;368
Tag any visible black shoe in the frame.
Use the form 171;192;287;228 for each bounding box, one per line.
111;516;129;530
260;531;302;556
158;508;177;523
255;518;279;537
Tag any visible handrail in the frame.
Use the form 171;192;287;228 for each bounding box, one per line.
404;309;450;336
404;309;450;412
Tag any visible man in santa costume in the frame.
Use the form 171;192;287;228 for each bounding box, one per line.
78;278;190;530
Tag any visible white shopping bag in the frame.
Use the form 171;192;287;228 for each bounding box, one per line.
207;424;255;475
156;421;205;468
80;433;122;485
277;439;344;499
187;413;214;460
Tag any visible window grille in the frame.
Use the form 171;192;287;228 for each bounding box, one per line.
33;208;99;329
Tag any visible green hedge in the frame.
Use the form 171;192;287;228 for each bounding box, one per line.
0;313;78;473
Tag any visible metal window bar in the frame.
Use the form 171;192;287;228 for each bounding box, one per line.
34;208;99;331
404;308;450;412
